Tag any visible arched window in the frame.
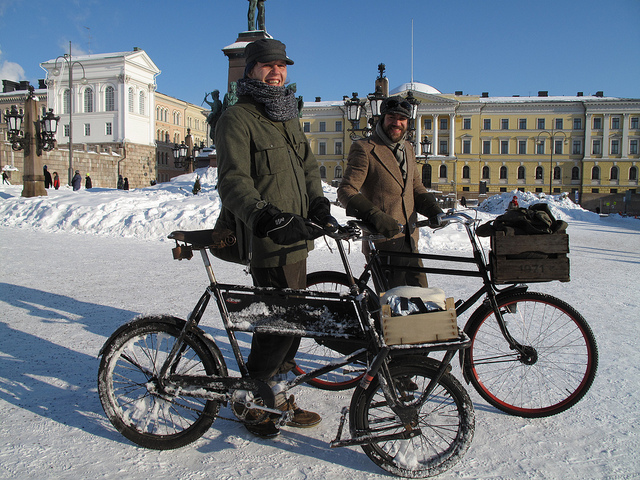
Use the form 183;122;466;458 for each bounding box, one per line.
536;166;544;180
139;91;145;115
63;89;70;114
439;164;447;178
591;166;600;180
554;166;562;180
319;166;326;179
499;166;507;179
462;165;470;179
482;166;490;179
630;166;638;181
334;165;343;179
610;166;619;180
128;87;134;113
105;86;115;111
84;88;93;113
572;166;580;180
517;166;525;179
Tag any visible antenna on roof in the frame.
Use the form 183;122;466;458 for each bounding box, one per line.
411;19;414;88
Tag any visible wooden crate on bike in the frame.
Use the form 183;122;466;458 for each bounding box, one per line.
381;297;458;346
490;231;570;283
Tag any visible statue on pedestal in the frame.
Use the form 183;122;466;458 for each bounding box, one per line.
247;0;266;31
204;90;223;142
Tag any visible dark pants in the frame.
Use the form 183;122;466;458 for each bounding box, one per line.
246;260;307;380
376;234;428;290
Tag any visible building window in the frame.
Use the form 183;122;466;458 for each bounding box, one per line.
592;140;601;155
611;139;620;155
303;122;310;133
319;121;326;132
482;166;490;179
554;140;563;155
84;123;90;136
106;122;112;135
630;140;638;155
499;166;507;179
501;140;509;154
440;118;448;130
334;165;343;178
483;140;491;154
537;118;546;130
335;141;342;155
128;88;135;113
63;89;70;114
501;119;509;130
483;119;491;130
572;166;580;180
105;86;115;112
536;166;543;180
631;117;639;129
610;166;619;180
573;118;582;130
518;166;525;179
463;140;471;154
572;140;582;155
335;120;342;132
518;118;527;130
537;140;545;155
64;124;70;137
84;88;93;113
319;166;326;179
139;91;145;115
318;141;326;155
554;166;561;180
518;140;527;154
593;117;602;129
439;164;447;178
591;166;600;180
462;165;470;178
463;118;471;129
555;118;563;130
439;140;448;155
630;166;638;181
424;119;432;130
611;117;620;129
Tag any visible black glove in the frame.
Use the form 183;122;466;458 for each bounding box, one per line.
254;205;312;245
346;194;400;238
415;192;443;219
428;215;449;229
308;197;339;233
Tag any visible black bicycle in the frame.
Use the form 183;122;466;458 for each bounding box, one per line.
297;211;598;418
97;223;475;478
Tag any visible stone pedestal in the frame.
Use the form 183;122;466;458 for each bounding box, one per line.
222;31;271;91
21;95;47;198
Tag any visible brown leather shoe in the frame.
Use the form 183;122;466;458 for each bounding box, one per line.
245;418;280;438
277;395;322;428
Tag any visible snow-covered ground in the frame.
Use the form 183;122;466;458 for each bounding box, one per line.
0;169;638;479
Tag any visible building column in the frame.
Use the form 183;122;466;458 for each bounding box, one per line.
449;113;455;157
603;113;610;158
433;114;439;156
584;113;592;159
416;114;423;156
622;113;630;158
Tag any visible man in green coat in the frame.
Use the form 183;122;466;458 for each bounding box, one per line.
215;38;336;437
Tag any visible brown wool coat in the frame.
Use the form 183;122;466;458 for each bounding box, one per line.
338;132;432;249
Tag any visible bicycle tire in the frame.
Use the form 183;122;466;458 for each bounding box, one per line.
349;360;475;478
294;271;372;390
98;316;226;449
463;291;598;418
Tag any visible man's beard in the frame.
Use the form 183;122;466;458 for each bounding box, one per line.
383;123;407;143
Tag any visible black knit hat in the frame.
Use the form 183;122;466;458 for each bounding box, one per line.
380;96;413;119
245;39;294;66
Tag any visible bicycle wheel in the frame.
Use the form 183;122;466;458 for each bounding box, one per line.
294;271;371;391
464;291;598;418
98;317;226;449
349;361;475;478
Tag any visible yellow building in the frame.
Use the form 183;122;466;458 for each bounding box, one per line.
301;83;640;213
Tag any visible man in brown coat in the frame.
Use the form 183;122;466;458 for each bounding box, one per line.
338;96;443;289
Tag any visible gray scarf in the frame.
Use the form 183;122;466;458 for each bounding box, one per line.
376;122;407;180
237;78;299;122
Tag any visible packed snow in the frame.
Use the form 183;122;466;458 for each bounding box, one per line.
0;169;638;479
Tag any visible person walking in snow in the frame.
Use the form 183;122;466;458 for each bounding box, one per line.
72;170;82;191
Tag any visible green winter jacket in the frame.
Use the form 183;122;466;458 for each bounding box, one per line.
215;96;324;268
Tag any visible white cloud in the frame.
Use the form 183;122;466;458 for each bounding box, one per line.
0;60;25;82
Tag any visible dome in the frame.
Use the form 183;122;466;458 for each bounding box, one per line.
390;82;441;95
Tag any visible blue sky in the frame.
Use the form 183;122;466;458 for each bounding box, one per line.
1;0;639;107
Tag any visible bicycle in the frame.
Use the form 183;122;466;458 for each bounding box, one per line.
297;211;598;418
97;223;475;478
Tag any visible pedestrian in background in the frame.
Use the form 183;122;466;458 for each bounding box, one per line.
53;172;60;190
44;165;53;189
72;170;82;191
85;174;93;189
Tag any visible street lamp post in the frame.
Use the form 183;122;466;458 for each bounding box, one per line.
51;42;87;186
536;129;568;195
3;86;60;197
172;129;201;171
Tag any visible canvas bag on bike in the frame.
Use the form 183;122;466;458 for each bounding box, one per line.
210;207;251;265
